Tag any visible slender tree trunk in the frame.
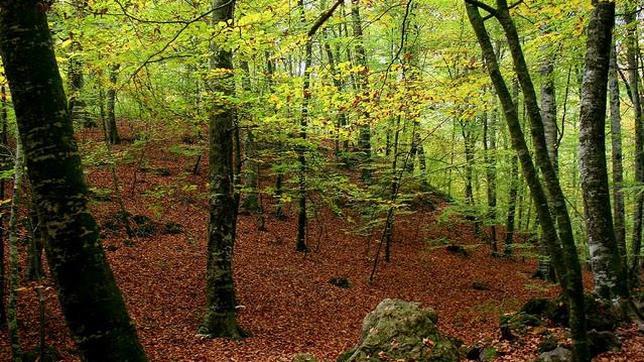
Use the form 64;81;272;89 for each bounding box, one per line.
0;83;7;330
609;44;626;262
7;139;24;361
484;109;498;255
541;57;558;173
504;81;520;256
26;192;45;281
295;0;311;253
68;0;93;128
539;55;558;280
106;64;120;145
624;0;643;287
461;121;479;235
199;0;243;338
294;0;344;252
350;0;372;182
492;2;589;359
466;4;590;360
0;3;147;360
578;2;628;301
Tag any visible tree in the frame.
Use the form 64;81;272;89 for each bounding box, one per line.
578;0;628;302
199;0;244;338
465;2;590;360
623;0;643;287
608;44;625;261
0;2;147;360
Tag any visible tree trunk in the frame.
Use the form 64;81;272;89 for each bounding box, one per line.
609;44;626;262
491;2;589;359
105;64;120;145
466;4;590;360
0;2;147;359
7;139;23;361
578;2;628;301
540;58;558;173
623;0;643;288
0;83;7;330
295;0;311;253
68;0;93;128
483;110;498;256
350;0;372;182
199;0;243;338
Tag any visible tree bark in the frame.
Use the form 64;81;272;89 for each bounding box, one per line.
0;2;147;359
609;44;626;262
483;110;498;255
578;2;627;301
199;0;243;338
350;0;372;182
0;83;7;330
105;64;120;145
623;0;643;287
68;0;93;127
540;58;558;173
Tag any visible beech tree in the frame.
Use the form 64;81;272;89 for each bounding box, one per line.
200;0;243;338
0;2;147;360
577;0;627;302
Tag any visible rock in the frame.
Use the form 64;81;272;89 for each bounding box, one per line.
446;244;468;256
499;312;542;341
537;333;559;353
471;281;490;291
538;346;572;362
519;294;621;331
465;345;482;360
521;298;554;316
479;347;497;362
338;299;459;362
329;276;351;289
588;329;620;357
292;353;318;362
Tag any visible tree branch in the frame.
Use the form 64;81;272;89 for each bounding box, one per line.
308;0;345;37
464;0;498;18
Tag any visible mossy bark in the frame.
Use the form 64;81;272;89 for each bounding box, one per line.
0;3;147;360
199;0;243;338
578;2;628;301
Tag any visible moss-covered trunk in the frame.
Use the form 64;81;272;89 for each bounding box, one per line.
0;2;147;360
199;0;243;338
578;2;628;301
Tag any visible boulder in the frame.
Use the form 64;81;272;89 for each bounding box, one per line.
519;294;623;331
538;346;572;362
338;299;459;362
588;329;620;357
537;333;559;353
499;312;542;341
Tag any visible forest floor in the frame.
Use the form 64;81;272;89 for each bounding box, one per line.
0;126;642;361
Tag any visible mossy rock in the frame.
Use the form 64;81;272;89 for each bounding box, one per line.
520;294;623;332
500;312;542;340
292;353;318;362
338;299;459;362
588;329;620;357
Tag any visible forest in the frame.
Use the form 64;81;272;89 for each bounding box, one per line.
0;0;642;361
